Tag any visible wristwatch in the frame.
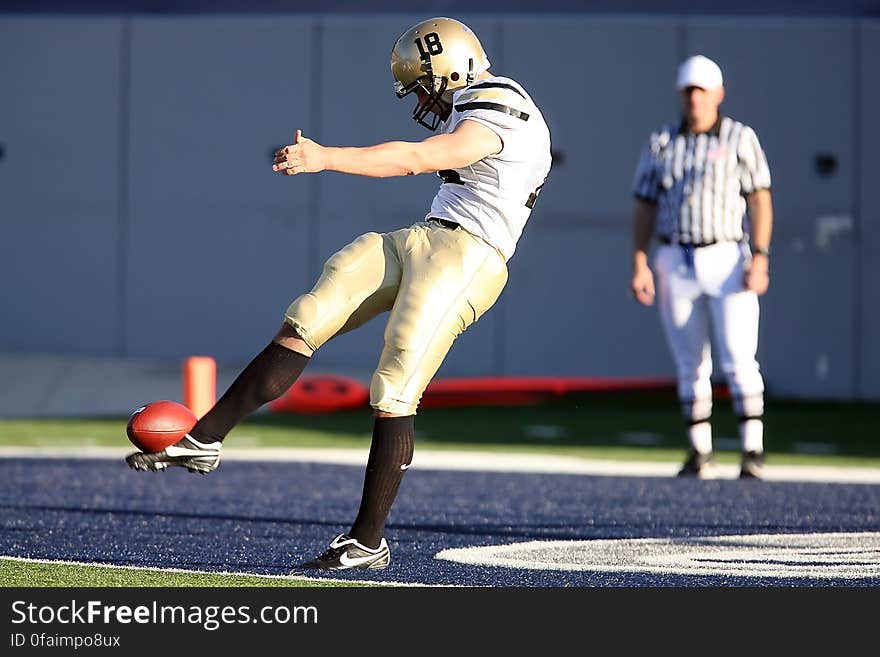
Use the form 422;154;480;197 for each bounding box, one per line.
753;246;770;257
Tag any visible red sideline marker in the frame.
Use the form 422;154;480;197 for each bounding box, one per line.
269;374;690;414
420;376;679;408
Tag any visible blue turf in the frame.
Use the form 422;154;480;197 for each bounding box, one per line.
2;458;879;586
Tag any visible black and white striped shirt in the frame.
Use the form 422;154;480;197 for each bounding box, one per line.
632;115;771;245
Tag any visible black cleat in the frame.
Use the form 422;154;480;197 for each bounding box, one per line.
125;434;221;474
739;450;765;480
292;534;390;572
677;449;717;479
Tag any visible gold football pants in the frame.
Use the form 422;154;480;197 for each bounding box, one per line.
284;222;508;415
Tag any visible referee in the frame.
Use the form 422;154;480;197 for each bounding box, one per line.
630;55;774;479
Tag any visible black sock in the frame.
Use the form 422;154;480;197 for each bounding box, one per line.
348;415;415;549
189;342;309;443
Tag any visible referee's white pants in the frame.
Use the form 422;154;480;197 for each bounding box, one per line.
654;241;765;422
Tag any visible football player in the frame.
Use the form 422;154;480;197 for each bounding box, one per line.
126;17;552;571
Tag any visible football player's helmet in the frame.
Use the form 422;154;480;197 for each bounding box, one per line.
391;17;490;130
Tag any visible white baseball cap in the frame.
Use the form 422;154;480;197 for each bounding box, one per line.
676;55;723;90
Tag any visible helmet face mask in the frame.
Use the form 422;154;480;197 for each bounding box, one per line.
409;75;450;131
391;17;489;131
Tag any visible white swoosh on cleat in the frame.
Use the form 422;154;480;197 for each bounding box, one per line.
338;551;384;568
164;445;219;457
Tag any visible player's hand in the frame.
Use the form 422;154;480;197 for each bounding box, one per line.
744;253;770;295
631;264;656;306
273;130;326;175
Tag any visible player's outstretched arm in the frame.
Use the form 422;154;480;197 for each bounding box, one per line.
272;120;501;179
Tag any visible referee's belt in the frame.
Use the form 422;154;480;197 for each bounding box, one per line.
658;235;717;248
427;217;460;230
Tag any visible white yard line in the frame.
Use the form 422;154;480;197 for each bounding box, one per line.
1;445;879;484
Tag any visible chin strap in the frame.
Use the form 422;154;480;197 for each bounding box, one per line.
466;58;475;85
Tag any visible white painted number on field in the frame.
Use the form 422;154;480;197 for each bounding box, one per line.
435;532;880;579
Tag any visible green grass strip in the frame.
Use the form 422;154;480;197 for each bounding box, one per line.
1;395;879;467
0;558;371;588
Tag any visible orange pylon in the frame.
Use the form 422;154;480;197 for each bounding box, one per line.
182;356;216;419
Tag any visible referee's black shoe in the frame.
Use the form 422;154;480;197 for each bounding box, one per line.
677;450;717;479
739;450;765;480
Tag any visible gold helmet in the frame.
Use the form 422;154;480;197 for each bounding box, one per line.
390;17;490;130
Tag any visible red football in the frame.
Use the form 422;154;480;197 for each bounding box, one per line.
126;400;197;453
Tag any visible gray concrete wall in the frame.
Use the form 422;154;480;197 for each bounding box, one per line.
1;14;877;400
859;21;880;399
0;18;123;355
687;18;860;398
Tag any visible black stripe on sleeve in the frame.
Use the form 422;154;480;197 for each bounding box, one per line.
454;101;529;121
438;169;464;185
466;81;527;98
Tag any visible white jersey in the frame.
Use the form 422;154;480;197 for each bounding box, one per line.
426;76;552;261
